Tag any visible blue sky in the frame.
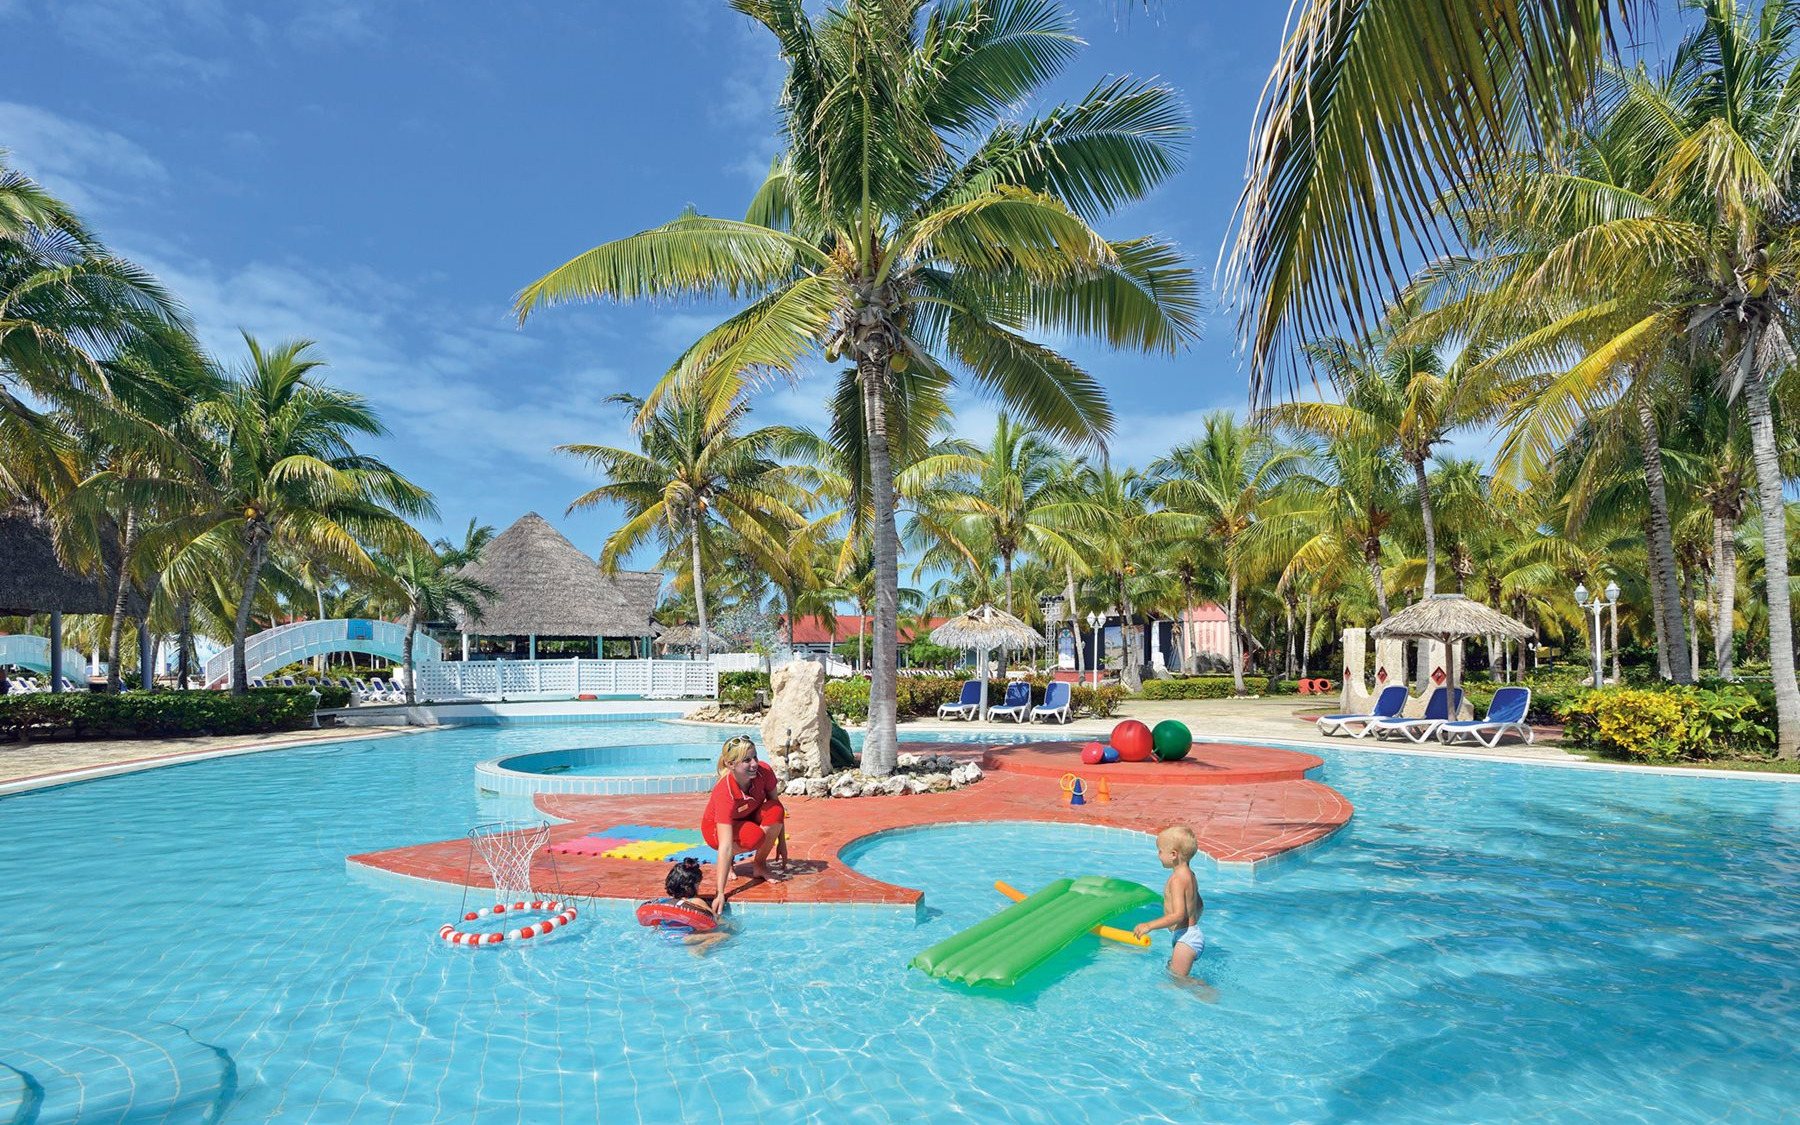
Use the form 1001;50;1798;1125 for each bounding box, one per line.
4;0;1301;561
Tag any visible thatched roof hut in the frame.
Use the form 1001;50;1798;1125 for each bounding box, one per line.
449;512;662;640
0;503;119;616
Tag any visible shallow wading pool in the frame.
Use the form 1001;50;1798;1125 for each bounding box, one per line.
2;720;1798;1122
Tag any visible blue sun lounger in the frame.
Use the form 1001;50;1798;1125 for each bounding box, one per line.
988;681;1033;723
1436;686;1534;747
1371;687;1464;743
938;680;981;721
1316;684;1407;738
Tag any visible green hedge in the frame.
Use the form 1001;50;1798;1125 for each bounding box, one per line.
1138;677;1243;700
0;687;321;741
718;671;771;709
1562;683;1774;761
824;676;1125;724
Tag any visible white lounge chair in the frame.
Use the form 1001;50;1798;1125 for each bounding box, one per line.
1371;687;1464;743
1437;687;1534;748
1029;681;1073;724
938;680;981;721
989;681;1033;723
1316;685;1408;738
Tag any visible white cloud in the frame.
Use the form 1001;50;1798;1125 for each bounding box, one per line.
0;102;166;214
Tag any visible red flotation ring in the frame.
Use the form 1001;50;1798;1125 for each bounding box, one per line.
636;897;717;933
439;900;578;946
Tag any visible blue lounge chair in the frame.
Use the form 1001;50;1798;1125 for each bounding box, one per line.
1316;684;1408;738
1437;687;1534;747
1371;687;1465;743
1029;681;1073;725
989;681;1033;723
937;680;981;721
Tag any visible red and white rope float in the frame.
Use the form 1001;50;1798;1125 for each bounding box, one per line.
439;900;578;946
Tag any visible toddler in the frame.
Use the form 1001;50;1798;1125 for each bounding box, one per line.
1133;825;1207;981
663;857;731;956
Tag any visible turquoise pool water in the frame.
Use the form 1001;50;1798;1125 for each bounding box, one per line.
502;743;723;777
3;723;1798;1122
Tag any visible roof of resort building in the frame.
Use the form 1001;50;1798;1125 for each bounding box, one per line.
783;614;950;645
0;502;137;617
448;512;663;638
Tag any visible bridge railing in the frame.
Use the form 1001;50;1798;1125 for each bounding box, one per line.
205;619;442;687
412;658;716;701
0;635;89;678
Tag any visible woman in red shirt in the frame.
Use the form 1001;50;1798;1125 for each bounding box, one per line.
702;736;787;913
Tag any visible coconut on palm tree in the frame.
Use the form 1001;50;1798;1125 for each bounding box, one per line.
517;0;1200;774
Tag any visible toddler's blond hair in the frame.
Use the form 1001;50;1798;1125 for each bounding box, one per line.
1157;825;1198;862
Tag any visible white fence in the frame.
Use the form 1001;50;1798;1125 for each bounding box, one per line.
412;658;717;701
711;652;856;678
205;619;442;687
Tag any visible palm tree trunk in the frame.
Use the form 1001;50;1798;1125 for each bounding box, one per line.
1003;553;1014;615
1647;556;1672;680
231;538;269;694
1741;357;1799;757
1066;564;1082;678
1713;513;1737;678
1411;456;1438;597
1366;549;1390;619
689;525;711;660
858;357;900;776
1228;566;1244;695
1284;598;1296;679
403;612;417;706
177;594;192;691
1301;593;1313;679
1179;574;1195;674
107;511;136;692
1635;391;1693;683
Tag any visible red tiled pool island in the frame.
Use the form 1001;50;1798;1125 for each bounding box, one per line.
348;739;1352;911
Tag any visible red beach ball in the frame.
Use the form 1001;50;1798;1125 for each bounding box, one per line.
1111;720;1155;762
1079;742;1107;765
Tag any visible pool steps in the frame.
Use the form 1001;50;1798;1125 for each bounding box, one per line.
0;1016;237;1125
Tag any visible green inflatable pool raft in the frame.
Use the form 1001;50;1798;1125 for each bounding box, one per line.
910;876;1159;987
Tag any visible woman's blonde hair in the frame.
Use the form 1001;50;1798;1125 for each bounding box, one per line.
1157;825;1199;862
717;735;757;774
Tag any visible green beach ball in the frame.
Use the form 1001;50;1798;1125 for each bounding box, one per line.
1151;720;1193;761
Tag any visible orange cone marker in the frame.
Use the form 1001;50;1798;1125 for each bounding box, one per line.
1096;777;1112;803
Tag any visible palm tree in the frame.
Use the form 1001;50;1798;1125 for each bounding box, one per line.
162;334;434;692
560;389;808;660
378;548;494;705
434;518;496;570
1148;413;1306;694
1264;320;1484;596
517;0;1200;775
1225;0;1629;392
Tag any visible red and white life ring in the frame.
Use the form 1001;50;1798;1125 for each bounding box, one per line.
439;900;578;946
635;898;718;932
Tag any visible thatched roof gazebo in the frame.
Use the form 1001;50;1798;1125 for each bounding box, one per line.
1370;594;1534;701
0;504;117;617
931;604;1044;720
448;513;663;658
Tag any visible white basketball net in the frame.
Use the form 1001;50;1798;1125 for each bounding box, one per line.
469;820;551;902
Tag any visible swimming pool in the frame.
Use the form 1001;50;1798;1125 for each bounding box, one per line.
3;722;1797;1122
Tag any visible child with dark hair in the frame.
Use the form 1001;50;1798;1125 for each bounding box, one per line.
663;857;731;956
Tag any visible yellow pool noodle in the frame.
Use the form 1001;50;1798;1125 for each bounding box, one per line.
994;880;1152;948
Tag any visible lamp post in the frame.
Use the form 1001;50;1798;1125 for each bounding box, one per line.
1086;612;1101;689
1573;581;1620;690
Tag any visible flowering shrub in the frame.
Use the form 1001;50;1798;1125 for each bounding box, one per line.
1561;685;1773;761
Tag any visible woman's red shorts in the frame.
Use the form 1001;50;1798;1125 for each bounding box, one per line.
702;801;784;850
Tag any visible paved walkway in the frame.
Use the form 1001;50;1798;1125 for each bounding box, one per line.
0;725;419;795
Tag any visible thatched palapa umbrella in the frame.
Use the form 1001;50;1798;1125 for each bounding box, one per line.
655;623;727;654
1369;594;1534;705
931;603;1044;721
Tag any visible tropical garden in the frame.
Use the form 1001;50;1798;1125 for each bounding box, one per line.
3;0;1798;766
